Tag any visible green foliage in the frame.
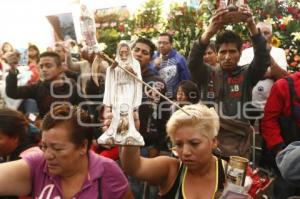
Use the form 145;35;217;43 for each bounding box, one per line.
286;20;300;33
96;28;120;56
134;0;163;38
248;0;300;72
166;3;202;58
94;7;134;56
94;0;300;71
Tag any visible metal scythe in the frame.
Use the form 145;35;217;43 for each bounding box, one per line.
98;52;191;116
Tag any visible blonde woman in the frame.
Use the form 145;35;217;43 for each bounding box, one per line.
120;104;226;199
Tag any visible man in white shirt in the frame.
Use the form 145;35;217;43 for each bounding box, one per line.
239;22;288;113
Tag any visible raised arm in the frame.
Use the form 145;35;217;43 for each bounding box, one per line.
242;5;271;86
247;32;270;87
0;159;32;196
6;69;40;99
65;52;81;72
200;8;230;44
188;9;227;88
4;52;38;100
102;102;178;187
242;6;258;37
187;40;209;88
120;146;178;186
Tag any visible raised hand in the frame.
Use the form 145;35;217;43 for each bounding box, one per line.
238;4;253;24
238;4;258;36
101;106;140;132
153;57;162;69
209;8;229;32
200;8;229;44
97;52;118;68
124;63;137;76
101;106;113;132
3;51;20;70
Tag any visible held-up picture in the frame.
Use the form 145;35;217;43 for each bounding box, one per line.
47;12;77;41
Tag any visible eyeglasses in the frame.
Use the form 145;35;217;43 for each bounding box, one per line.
158;41;170;45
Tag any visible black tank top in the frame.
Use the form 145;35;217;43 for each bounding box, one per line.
159;157;226;199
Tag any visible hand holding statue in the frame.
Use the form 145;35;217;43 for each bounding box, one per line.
101;106;140;132
97;41;144;146
124;63;137;76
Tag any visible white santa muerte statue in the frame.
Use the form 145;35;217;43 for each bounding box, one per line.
97;41;144;146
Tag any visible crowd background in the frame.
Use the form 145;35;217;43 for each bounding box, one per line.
0;0;299;199
94;0;300;72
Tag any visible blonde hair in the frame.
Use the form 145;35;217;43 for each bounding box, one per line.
166;103;219;142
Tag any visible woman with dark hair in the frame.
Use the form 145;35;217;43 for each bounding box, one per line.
0;105;131;199
173;80;200;113
176;80;200;104
0;108;39;163
0;42;14;63
27;44;40;66
203;42;218;67
1;42;14;55
0;108;40;199
26;44;40;84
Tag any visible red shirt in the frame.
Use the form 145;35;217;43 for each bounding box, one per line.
28;63;40;84
262;72;300;150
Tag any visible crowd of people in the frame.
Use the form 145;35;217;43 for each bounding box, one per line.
0;4;299;199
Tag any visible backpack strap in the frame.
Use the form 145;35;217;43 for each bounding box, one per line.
285;77;296;118
280;76;300;145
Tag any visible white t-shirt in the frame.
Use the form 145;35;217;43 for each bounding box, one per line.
238;46;288;109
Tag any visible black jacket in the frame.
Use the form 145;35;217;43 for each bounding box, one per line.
139;68;169;150
188;33;271;121
6;72;83;118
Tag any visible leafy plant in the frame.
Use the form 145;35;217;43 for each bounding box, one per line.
134;0;163;38
94;0;300;71
166;2;202;58
96;28;120;56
